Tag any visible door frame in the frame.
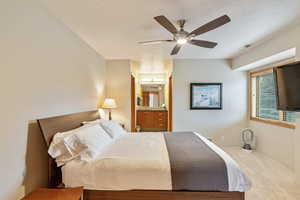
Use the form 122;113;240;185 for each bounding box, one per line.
168;75;173;131
131;75;136;132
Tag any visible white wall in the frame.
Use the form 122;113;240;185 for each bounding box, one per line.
173;59;248;146
232;22;300;173
249;121;295;169
106;60;131;130
0;0;106;199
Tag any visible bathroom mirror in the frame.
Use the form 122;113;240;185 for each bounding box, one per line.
140;84;165;108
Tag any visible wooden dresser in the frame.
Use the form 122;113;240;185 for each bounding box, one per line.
137;110;168;131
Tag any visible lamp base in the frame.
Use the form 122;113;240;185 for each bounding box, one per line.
108;110;112;120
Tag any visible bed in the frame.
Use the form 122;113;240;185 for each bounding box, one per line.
38;110;250;200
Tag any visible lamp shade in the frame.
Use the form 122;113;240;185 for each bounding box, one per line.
102;98;117;109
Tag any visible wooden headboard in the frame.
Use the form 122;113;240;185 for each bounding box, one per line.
37;110;100;187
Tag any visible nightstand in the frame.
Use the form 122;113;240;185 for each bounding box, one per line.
21;187;83;200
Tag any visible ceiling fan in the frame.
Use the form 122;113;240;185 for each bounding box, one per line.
139;15;231;55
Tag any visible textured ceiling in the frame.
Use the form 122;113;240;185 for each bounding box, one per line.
42;0;300;60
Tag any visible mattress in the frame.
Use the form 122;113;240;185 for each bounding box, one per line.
62;132;251;192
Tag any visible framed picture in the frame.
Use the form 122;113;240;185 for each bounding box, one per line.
190;83;222;110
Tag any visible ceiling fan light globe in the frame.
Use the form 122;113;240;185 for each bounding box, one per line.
177;38;187;45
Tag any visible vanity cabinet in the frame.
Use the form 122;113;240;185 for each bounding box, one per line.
137;110;168;131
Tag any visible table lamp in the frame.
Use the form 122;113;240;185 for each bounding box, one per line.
102;98;117;120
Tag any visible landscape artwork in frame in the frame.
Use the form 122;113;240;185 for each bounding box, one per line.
190;83;222;110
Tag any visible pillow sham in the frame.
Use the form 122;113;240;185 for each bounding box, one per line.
100;120;127;139
81;119;102;126
82;119;128;139
64;124;113;161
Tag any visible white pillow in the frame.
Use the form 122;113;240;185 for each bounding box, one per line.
82;119;102;126
82;119;128;139
48;125;88;166
64;124;113;161
100;120;127;139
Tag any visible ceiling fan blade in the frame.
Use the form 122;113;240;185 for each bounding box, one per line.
188;15;231;37
171;44;182;55
138;40;174;45
189;40;218;48
154;15;178;34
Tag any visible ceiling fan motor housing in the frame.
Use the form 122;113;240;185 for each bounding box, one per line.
174;30;189;40
174;30;194;44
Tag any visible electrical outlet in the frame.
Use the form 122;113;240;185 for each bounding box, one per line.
221;136;225;141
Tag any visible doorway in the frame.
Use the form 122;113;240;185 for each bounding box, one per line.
131;75;173;132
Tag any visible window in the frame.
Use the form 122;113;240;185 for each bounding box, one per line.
250;68;296;129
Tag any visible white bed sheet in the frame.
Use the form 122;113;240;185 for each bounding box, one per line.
62;133;172;190
62;132;251;192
